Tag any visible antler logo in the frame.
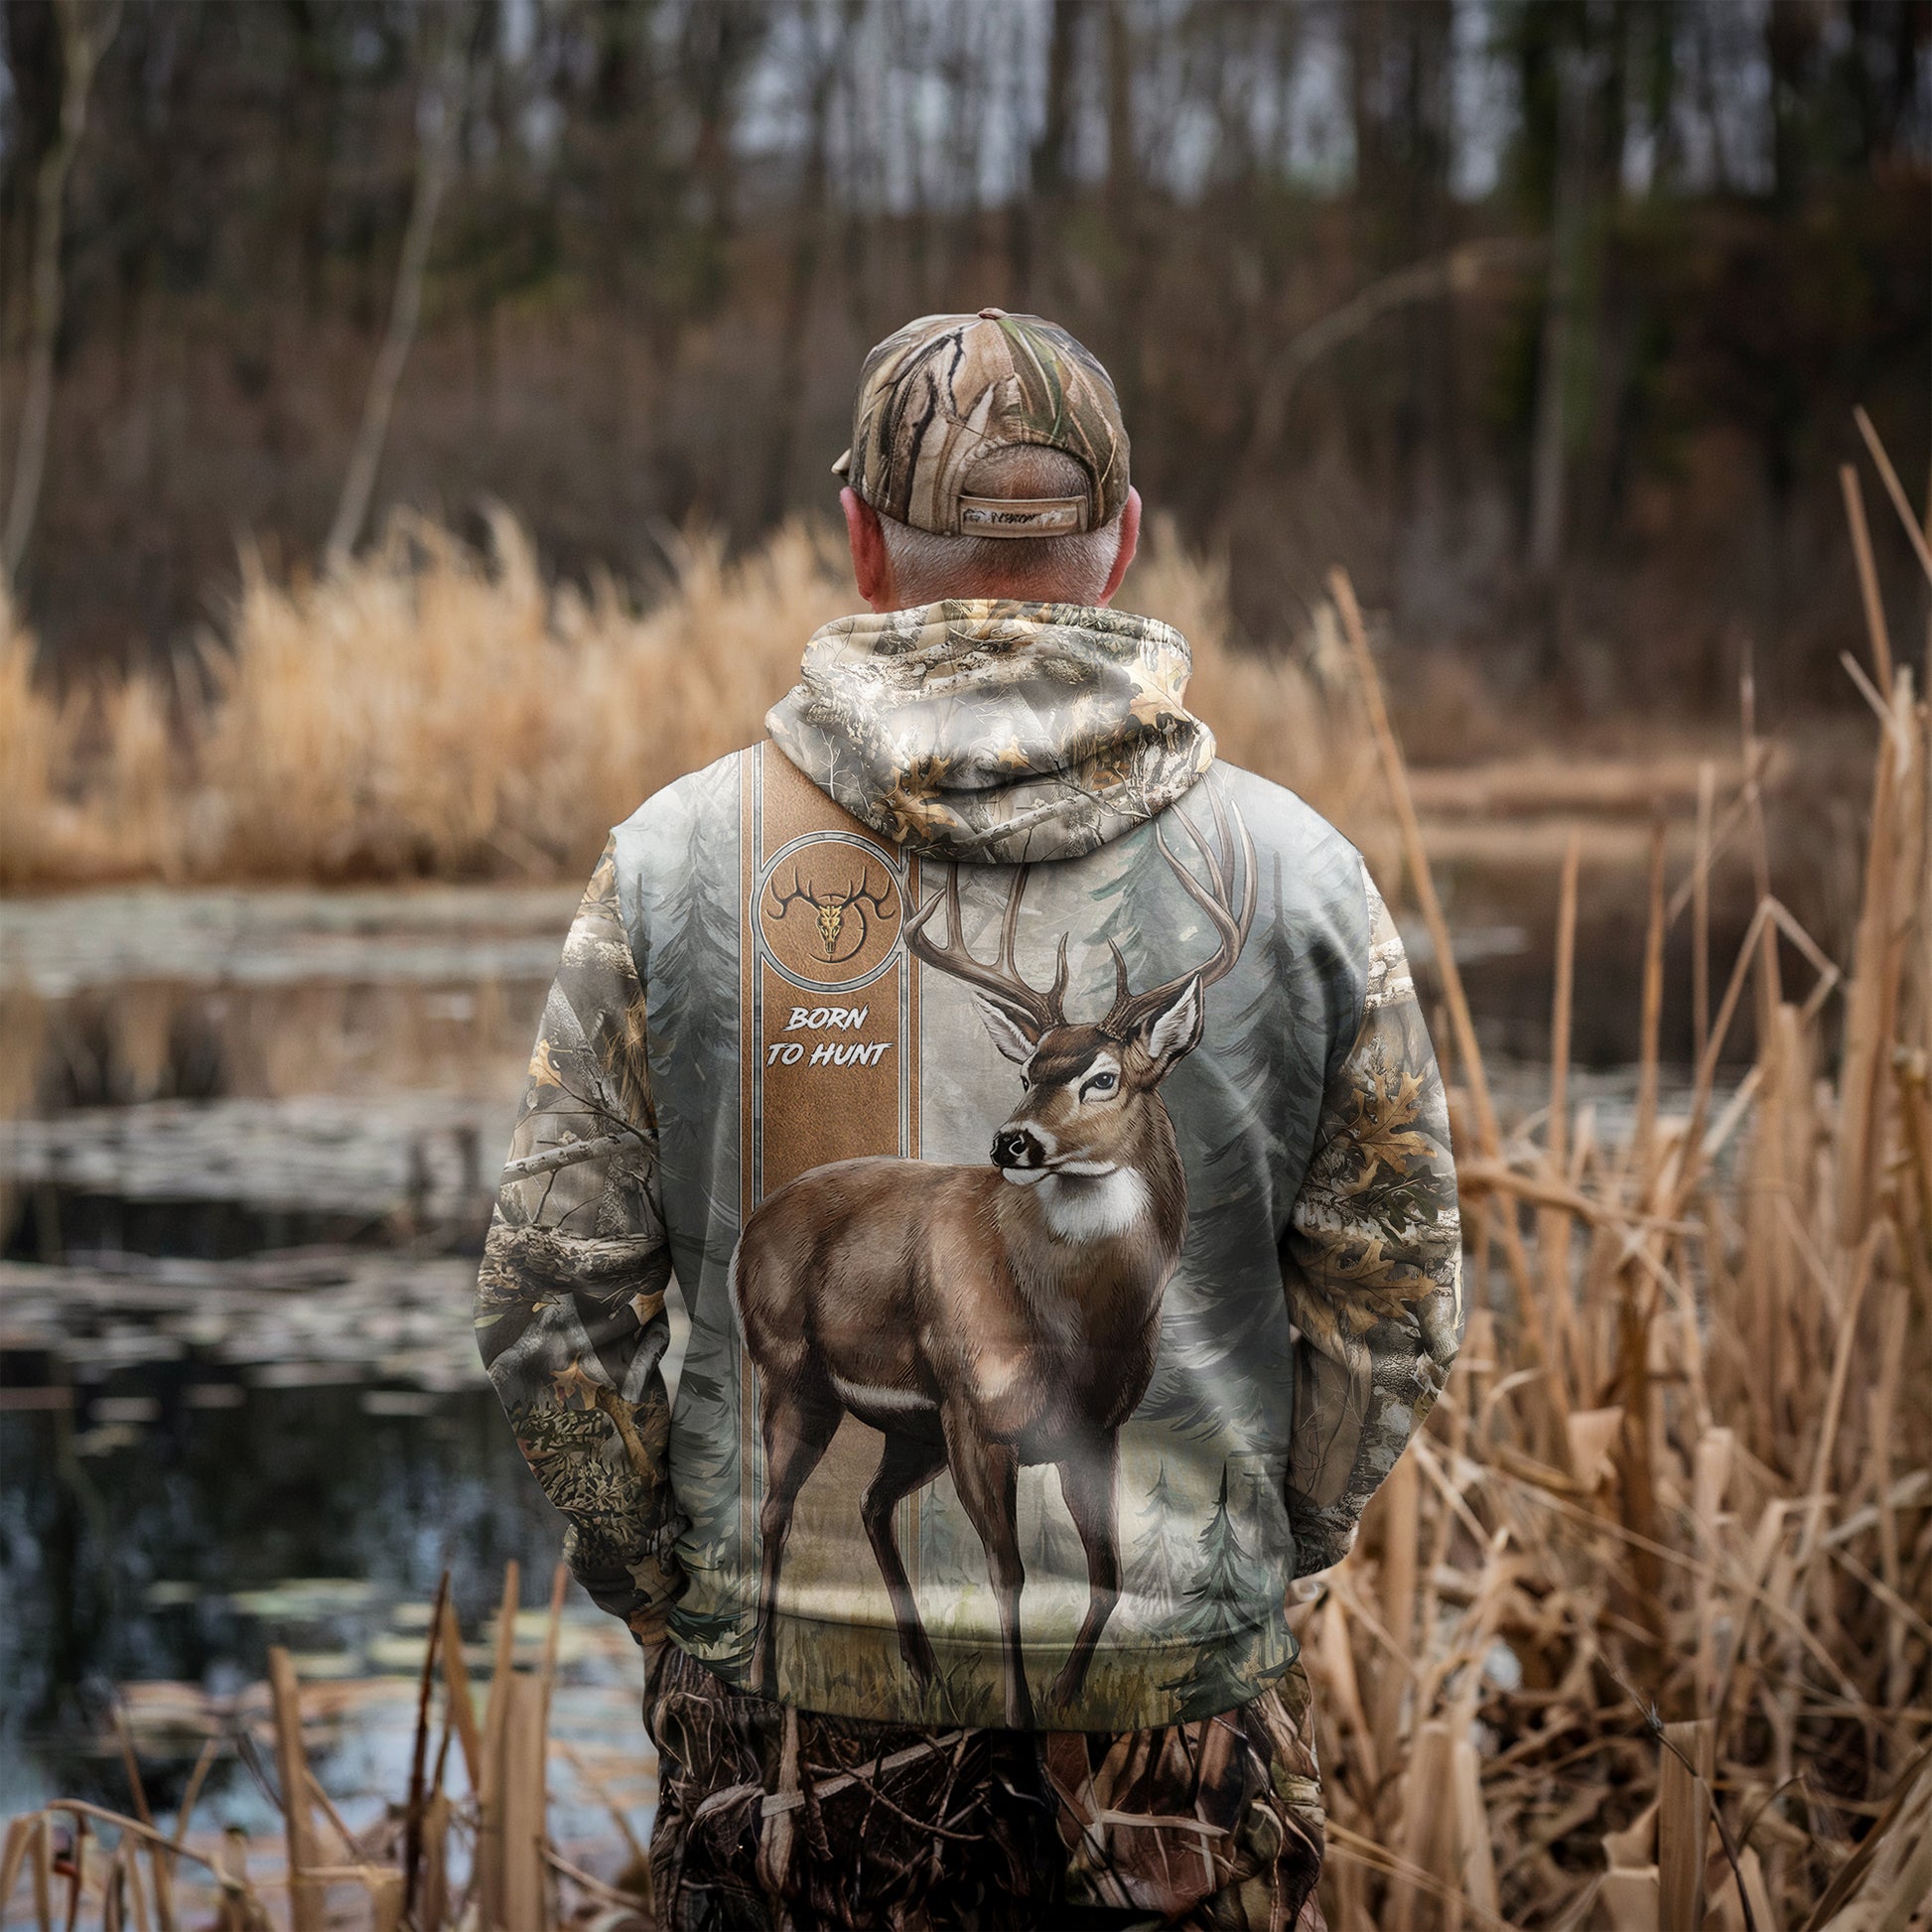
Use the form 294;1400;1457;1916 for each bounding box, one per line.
757;835;903;991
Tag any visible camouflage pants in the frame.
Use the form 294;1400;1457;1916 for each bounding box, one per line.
643;1646;1326;1932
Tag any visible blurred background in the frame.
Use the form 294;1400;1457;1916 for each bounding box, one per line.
4;0;1926;701
2;4;1930;1925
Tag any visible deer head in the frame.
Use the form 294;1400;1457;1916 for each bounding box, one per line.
765;861;898;965
904;788;1256;1183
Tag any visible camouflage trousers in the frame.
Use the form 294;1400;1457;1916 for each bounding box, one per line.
643;1646;1326;1932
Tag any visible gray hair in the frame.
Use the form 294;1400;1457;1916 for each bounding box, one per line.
878;446;1124;607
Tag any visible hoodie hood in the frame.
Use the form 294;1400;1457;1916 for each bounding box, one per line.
764;600;1216;864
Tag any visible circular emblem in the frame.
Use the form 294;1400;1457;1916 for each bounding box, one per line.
756;834;904;993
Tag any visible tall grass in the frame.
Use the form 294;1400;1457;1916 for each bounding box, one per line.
1;513;1371;889
1288;571;1931;1930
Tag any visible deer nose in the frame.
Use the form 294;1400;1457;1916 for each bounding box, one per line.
992;1127;1043;1170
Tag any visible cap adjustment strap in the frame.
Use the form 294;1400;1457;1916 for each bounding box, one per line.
955;493;1090;538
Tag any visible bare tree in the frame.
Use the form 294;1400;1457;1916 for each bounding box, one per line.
1528;48;1591;581
1010;0;1087;302
1226;237;1541;503
761;0;864;528
2;0;120;583
325;11;470;569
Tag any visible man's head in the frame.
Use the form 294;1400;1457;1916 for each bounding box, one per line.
834;309;1142;613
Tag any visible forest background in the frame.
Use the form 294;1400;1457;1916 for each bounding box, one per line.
2;0;1927;717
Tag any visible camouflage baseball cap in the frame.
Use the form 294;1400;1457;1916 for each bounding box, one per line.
833;309;1129;538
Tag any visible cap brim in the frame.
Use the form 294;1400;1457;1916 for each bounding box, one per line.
831;448;852;479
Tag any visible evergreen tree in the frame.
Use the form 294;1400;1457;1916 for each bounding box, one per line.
665;1344;745;1567
1141;853;1306;1437
1073;822;1162;1025
1164;1464;1272;1720
642;776;744;1262
646;805;740;1076
1126;1460;1196;1625
1240;1463;1271;1533
1224;856;1318;1121
918;1473;975;1606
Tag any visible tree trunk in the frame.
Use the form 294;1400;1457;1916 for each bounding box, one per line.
1010;0;1083;305
325;15;468;567
1528;52;1588;581
1099;0;1142;417
3;0;120;584
759;4;858;529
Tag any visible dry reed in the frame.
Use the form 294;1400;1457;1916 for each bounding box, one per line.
1290;550;1932;1932
0;513;1368;890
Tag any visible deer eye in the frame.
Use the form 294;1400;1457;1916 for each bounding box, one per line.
1082;1069;1119;1099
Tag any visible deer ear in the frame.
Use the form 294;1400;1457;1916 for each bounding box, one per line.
1134;975;1203;1069
973;995;1037;1066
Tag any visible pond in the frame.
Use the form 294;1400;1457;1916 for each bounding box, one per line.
0;884;675;1848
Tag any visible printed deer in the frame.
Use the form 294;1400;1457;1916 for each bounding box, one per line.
732;788;1256;1726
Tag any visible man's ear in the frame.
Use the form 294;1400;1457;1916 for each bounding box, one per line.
1132;973;1202;1072
843;487;896;612
1096;485;1142;608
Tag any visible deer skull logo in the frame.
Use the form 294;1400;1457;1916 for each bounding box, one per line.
764;858;898;967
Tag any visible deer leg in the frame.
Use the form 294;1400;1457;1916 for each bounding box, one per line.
1047;1433;1121;1713
940;1404;1033;1728
751;1380;842;1700
861;1432;948;1685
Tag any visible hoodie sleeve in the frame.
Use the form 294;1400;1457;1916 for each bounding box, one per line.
474;838;686;1642
1282;863;1463;1579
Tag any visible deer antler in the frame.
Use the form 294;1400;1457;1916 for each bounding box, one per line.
766;866;814;916
904;865;1068;1044
849;865;898;917
1104;785;1257;1035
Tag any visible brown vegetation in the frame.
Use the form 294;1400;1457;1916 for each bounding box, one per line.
0;511;1381;890
0;1566;654;1931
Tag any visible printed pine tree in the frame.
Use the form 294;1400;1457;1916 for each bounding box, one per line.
646;808;739;1072
640;782;744;1262
1138;859;1300;1435
1225;854;1316;1112
1032;1500;1081;1577
1240;1462;1270;1530
1143;848;1356;1437
1164;1463;1272;1720
1126;1461;1196;1625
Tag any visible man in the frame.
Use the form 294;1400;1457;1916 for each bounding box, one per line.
477;310;1462;1930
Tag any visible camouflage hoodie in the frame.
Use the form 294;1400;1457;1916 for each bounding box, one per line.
477;600;1461;1731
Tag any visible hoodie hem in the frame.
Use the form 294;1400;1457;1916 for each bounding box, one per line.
667;1605;1299;1731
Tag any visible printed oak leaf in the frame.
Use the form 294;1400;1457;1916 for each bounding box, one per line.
1335;1066;1432;1194
876;764;970;845
527;1034;567;1092
1289;1227;1438;1360
1326;1231;1433;1311
550;1357;608;1408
